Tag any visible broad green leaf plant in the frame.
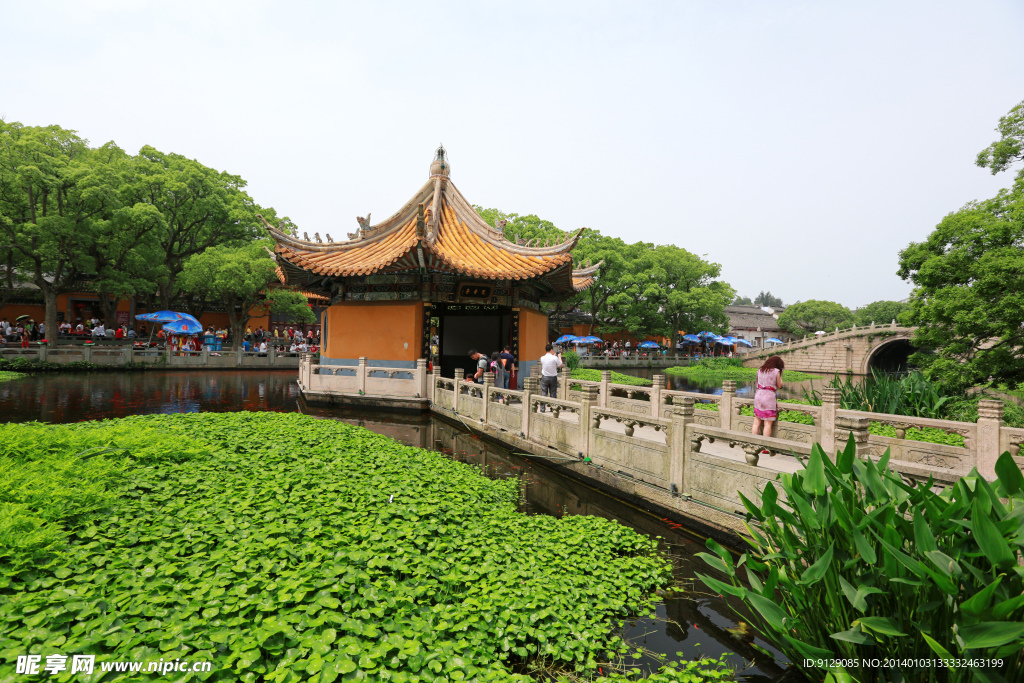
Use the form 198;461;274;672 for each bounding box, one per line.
697;437;1024;683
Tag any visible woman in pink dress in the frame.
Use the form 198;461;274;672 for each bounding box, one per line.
752;356;785;437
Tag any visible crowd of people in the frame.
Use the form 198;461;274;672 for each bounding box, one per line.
463;345;517;389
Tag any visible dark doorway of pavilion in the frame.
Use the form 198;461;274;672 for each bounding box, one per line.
435;304;513;380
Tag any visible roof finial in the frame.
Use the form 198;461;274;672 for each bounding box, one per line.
429;144;451;177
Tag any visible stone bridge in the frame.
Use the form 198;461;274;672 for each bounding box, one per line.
742;323;918;375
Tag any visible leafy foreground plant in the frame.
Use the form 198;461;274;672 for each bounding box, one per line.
697;437;1024;683
0;413;709;682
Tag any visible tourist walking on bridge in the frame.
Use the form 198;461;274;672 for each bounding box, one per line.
752;356;784;438
539;343;562;412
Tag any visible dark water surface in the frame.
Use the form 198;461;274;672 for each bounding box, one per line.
0;370;788;680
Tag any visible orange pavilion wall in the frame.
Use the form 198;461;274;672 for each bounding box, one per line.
518;307;548;364
324;301;424;361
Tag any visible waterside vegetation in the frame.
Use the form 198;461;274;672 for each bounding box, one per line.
571;368;654;387
0;371;25;383
698;438;1024;683
0;413;732;682
664;358;821;383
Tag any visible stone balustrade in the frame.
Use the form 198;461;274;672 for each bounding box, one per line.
426;369;1021;518
2;344;302;368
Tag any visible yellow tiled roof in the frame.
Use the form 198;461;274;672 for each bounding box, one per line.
262;159;598;294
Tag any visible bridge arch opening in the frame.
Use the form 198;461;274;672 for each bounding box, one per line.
865;338;916;374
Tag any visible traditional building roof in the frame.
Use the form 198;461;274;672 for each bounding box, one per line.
724;305;783;331
261;147;597;297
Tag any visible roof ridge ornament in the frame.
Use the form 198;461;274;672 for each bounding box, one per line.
429;144;451;177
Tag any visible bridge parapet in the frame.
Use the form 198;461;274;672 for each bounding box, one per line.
741;324;917;375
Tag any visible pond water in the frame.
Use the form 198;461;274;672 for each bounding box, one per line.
0;370;789;680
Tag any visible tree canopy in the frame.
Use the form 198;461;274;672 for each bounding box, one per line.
777;300;854;335
732;295;753;305
476;206;734;341
854;300;909;327
899;100;1024;390
754;291;783;307
179;241;313;349
0;120;293;335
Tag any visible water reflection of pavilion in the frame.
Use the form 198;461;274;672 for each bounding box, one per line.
264;146;599;385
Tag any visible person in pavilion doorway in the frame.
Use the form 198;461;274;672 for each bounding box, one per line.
467;350;488;384
500;345;515;389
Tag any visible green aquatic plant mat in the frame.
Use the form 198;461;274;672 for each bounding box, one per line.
571;369;653;386
665;360;820;383
0;371;25;383
0;413;672;681
697;438;1024;683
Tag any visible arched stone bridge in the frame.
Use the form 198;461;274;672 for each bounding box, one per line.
742;324;918;375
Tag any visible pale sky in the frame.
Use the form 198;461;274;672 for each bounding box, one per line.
4;1;1023;308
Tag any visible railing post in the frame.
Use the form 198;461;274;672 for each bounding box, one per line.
39;344;48;362
651;374;665;418
202;344;210;366
530;363;541;378
721;380;737;430
481;372;494;423
670;396;695;497
578;383;599;458
522;377;539;438
835;416;870;450
599;370;610;407
453;368;464;413
358;357;367;395
820;387;840;455
236;347;243;366
976;399;1003;480
559;365;570;400
83;345;93;363
269;345;277;365
416;358;428;399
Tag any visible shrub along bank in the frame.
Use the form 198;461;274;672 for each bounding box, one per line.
698;438;1024;683
0;413;728;682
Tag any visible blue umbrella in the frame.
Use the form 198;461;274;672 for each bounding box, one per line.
554;334;576;344
734;338;753;347
638;340;660;348
162;318;204;336
578;335;603;344
136;310;199;324
697;331;716;339
681;334;701;343
766;337;784;344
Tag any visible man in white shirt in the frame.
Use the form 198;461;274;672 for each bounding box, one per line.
538;343;562;412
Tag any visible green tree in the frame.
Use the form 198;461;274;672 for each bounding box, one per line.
898;100;1024;390
178;241;313;349
0;121;120;339
732;295;753;305
123;146;269;310
645;245;734;347
754;290;783;307
777;300;853;335
853;300;908;327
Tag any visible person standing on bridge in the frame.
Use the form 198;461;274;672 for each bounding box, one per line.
752;356;784;438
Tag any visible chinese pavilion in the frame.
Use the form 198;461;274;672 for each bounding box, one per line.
262;146;599;384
